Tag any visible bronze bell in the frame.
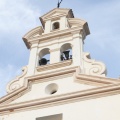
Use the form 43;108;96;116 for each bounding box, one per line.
61;54;65;61
63;51;70;60
39;58;49;66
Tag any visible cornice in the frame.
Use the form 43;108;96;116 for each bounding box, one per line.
0;66;77;105
68;18;90;36
23;26;43;49
36;60;72;72
0;66;120;114
0;83;120;114
75;72;120;85
25;27;83;49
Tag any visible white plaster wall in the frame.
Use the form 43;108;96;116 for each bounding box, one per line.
10;75;95;104
1;94;120;120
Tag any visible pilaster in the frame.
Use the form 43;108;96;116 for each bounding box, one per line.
72;31;84;69
27;42;39;76
60;16;67;30
44;20;51;33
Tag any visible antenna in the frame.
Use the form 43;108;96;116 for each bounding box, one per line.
57;0;63;8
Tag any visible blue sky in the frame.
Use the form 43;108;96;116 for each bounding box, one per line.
0;0;120;97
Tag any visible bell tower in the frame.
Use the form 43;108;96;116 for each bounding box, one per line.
23;8;93;76
3;8;120;120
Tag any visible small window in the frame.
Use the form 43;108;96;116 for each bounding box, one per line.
53;22;60;30
45;83;58;95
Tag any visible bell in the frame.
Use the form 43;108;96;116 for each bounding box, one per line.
39;58;49;66
63;51;70;60
61;54;65;61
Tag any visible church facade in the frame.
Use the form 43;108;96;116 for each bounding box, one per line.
0;8;120;120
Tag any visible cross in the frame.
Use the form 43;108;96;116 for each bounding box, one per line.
57;0;63;8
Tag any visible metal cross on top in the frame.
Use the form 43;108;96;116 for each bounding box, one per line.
57;0;63;8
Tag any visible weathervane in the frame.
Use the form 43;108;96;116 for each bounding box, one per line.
57;0;63;8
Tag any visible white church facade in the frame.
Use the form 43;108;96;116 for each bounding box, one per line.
0;8;120;120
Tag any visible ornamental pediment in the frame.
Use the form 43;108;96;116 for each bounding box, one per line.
40;8;74;21
40;8;74;28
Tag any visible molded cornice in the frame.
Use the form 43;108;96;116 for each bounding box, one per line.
0;83;120;114
0;66;120;114
23;26;43;49
23;26;83;49
68;18;90;35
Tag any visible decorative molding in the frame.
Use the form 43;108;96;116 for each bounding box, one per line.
23;26;83;49
0;66;120;114
40;8;74;27
6;66;28;93
75;67;119;85
83;52;107;76
0;66;77;105
22;26;44;49
36;60;72;72
0;83;120;114
68;18;90;36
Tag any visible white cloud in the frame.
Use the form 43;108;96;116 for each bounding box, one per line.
0;0;41;41
0;0;41;97
79;0;120;51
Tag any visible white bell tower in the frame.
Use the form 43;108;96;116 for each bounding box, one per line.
3;8;120;120
22;8;97;77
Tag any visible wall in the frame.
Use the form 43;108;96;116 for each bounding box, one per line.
1;94;120;120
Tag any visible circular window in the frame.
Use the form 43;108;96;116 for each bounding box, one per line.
45;83;58;95
53;22;60;30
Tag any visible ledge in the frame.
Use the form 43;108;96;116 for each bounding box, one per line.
36;60;72;72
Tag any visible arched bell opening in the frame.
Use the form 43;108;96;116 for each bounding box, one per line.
39;48;50;66
53;22;60;30
60;43;72;61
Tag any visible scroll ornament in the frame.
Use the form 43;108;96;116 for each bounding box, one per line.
83;52;107;76
6;66;28;93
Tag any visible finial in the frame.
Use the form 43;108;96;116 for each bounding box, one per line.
57;0;63;8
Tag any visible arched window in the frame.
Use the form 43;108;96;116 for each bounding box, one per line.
60;43;72;61
53;22;60;30
39;48;50;66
